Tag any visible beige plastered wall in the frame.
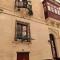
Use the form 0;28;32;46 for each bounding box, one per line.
0;0;60;60
0;13;52;60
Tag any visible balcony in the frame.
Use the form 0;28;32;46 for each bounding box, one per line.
42;0;60;20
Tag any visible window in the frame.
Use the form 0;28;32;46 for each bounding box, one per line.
15;0;27;8
49;34;58;59
47;2;59;14
58;10;60;15
47;5;51;11
15;21;31;42
15;0;33;15
51;6;55;13
58;9;60;15
55;8;58;14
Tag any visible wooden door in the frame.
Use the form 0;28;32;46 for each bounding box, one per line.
17;52;29;60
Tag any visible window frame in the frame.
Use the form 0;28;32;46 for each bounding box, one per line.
15;21;31;42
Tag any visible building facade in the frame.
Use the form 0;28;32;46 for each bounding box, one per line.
0;0;60;60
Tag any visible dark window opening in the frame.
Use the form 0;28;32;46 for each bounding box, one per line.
49;34;58;59
15;21;31;42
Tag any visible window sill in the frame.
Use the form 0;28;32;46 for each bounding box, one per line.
15;38;32;43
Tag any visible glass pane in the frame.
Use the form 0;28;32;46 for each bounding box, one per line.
55;8;58;14
19;1;23;7
17;24;22;39
47;5;51;11
17;25;21;31
22;26;27;37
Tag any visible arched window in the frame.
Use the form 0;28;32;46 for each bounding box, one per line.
49;34;58;59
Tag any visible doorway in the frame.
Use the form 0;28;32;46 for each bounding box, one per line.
17;52;29;60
